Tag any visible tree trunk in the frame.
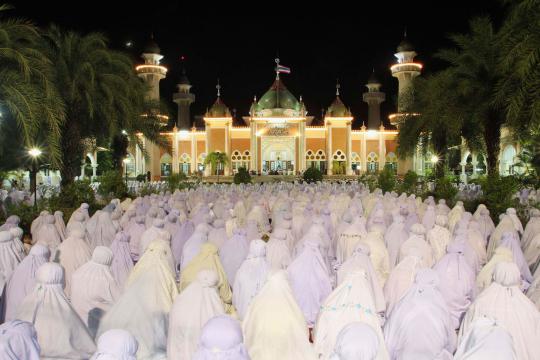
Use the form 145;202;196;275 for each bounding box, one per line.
60;118;83;187
484;112;502;176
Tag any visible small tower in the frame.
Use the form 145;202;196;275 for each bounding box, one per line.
391;31;422;113
363;70;386;129
173;67;195;129
136;35;167;102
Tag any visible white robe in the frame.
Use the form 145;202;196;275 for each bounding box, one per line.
54;231;92;296
427;224;451;263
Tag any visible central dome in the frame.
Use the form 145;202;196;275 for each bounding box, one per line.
257;79;300;115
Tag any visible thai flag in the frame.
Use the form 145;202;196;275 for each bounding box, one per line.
277;65;291;74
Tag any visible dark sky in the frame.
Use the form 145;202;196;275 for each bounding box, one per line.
10;1;504;127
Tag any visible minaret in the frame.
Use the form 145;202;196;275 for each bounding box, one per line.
363;70;386;129
136;35;167;102
391;31;422;113
173;67;195;129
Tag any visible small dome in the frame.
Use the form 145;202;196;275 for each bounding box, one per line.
368;71;380;84
326;96;351;117
397;38;414;52
143;37;161;54
206;97;231;118
178;69;190;85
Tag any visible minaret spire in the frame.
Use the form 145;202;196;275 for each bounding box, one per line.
216;78;221;97
275;58;280;80
336;78;341;96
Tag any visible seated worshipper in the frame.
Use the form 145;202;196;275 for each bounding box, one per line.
487;214;518;258
164;212;181;238
16;262;96;359
139;218;166;257
467;220;488;266
383;253;425;316
337;243;385;314
245;220;260;244
30;210;50;239
523;209;540;265
225;201;247;238
71;246;120;338
333;210;354;250
219;227;249;284
427;215;452;263
314;270;389;360
0;231;21;280
54;228;92;296
109;231;134;289
436;199;450;216
337;217;367;264
0;320;41;360
208;218;228;248
9;226;26;260
54;210;66;241
2;244;49;321
144;207;159;229
233;239;270;320
192;315;250;360
421;205;436;232
384;213;408;269
171;217;195;265
384;269;456;360
90;329;138;360
506;207;524;235
499;231;533;284
288;237;332;328
476;246;514;292
361;230;391;286
328;322;382;360
265;228;293;270
433;242;476;329
88;209;117;249
179;243;235;314
126;215;145;262
454;317;517;360
167;270;226;360
67;203;90;229
242;270;316;360
65;212;88;240
459;262;540;360
527;265;540;309
180;224;210;270
97;240;178;360
0;215;20;232
367;207;387;234
474;205;496;243
397;224;434;269
32;214;62;251
119;208;136;231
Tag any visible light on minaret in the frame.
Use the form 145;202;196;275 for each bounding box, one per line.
390;32;422;118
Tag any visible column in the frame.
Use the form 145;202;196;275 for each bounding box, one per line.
250;122;257;172
191;130;197;175
360;130;367;174
172;129;179;174
80;164;85;179
378;128;386;171
205;123;211;176
327;124;333;175
225;123;230;176
346;123;353;175
460;162;467;184
471;153;478;177
301;121;306;172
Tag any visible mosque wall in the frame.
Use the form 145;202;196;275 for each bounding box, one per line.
208;128;226;153
330;128;347;155
306;138;326;153
366;140;379;155
231;138;250;152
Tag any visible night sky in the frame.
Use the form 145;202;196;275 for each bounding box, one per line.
9;1;504;127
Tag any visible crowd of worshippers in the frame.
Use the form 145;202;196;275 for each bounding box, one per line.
0;182;540;359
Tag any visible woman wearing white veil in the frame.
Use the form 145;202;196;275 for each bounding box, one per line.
427;215;451;263
314;270;389;360
328;322;381;360
16;262;96;359
384;213;408;269
242;270;316;360
167;270;225;360
459;262;540;360
54;210;66;241
54;228;92;296
97;240;178;359
454;317;517;360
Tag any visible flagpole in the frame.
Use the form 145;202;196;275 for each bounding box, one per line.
275;58;280;107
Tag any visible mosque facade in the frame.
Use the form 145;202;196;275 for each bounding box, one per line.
122;37;518;181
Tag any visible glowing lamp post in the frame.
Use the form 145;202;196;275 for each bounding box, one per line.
28;148;42;209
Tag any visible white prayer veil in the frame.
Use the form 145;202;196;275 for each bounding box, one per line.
328;322;380;360
192;315;250;360
90;329;138;360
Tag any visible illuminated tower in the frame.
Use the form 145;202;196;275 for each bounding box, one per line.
390;33;422;116
173;68;195;129
136;35;167;102
362;70;385;129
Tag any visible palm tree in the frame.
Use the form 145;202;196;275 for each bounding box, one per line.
0;5;65;168
495;0;540;139
44;26;169;185
204;151;229;182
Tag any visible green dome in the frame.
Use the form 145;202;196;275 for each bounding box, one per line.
256;79;300;115
327;96;351;117
206;97;231;118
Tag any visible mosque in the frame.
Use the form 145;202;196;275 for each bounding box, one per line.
110;36;518;181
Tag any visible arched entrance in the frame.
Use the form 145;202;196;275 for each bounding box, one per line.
261;137;295;175
500;145;517;175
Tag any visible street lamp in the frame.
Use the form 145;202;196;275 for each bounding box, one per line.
123;157;130;186
28;147;42;209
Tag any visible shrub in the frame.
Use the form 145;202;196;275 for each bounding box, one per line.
48;179;98;220
359;173;378;192
234;167;252;184
3;202;40;235
303;167;323;183
167;173;188;192
97;171;128;201
477;175;521;221
432;176;458;206
377;166;396;193
398;170;419;194
136;174;147;182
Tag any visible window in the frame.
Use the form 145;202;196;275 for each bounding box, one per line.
351;152;361;174
367;152;379;173
385;152;397;173
306;149;327;173
231;150;251;173
179;153;191;175
160;153;172;177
